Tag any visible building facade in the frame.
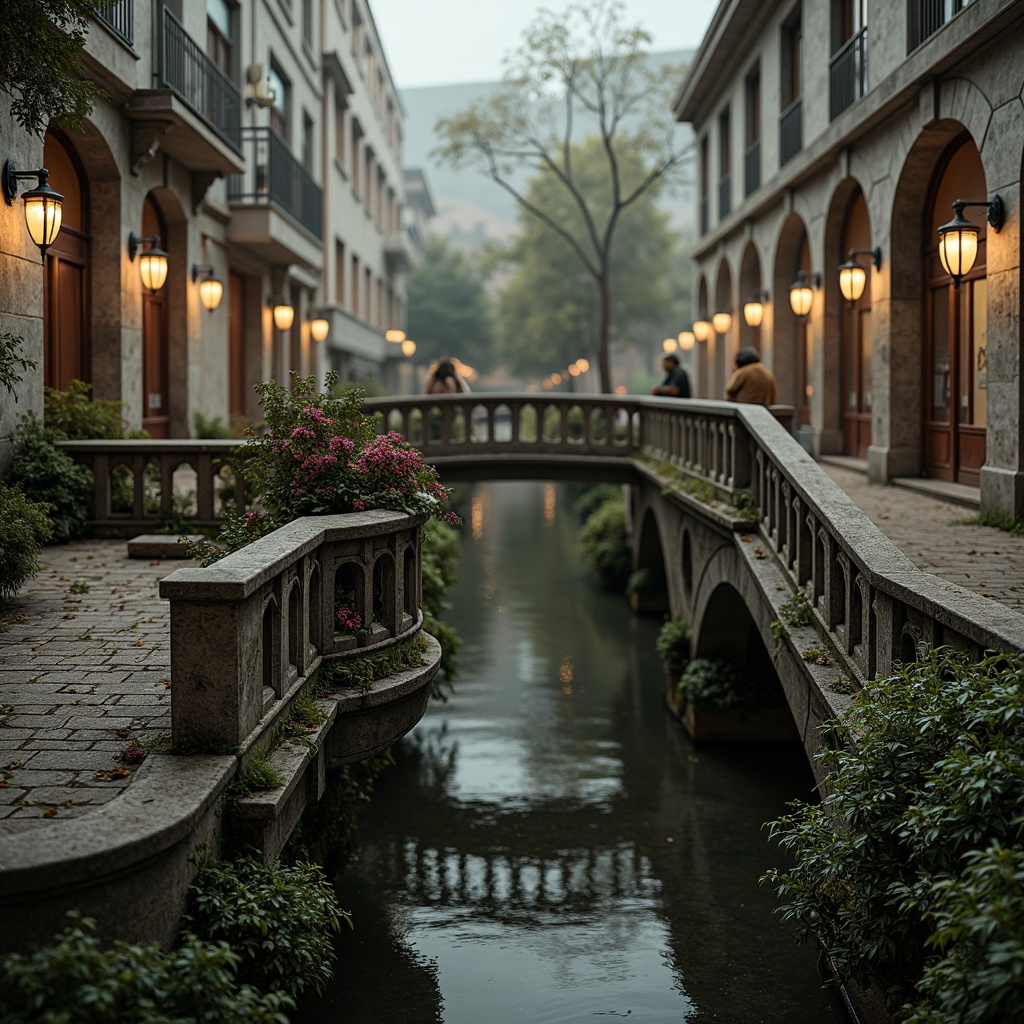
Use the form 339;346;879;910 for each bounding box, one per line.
675;0;1023;516
0;0;409;470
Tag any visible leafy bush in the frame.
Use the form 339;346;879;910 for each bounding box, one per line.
0;481;53;602
244;747;284;790
10;415;92;542
566;482;623;522
186;857;347;999
762;650;1024;1022
578;497;630;589
420;516;462;687
0;330;36;399
677;657;760;713
43;379;141;439
0;913;293;1023
656;617;692;680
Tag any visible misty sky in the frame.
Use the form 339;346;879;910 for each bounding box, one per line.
369;0;721;89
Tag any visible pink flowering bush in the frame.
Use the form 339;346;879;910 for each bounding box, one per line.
246;372;458;526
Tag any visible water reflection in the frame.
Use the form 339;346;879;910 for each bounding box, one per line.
296;482;839;1024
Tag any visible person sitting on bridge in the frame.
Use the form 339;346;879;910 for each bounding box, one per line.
650;354;691;398
725;347;778;406
424;358;470;395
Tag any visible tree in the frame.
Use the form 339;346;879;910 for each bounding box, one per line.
0;0;101;138
434;0;689;393
496;137;676;381
406;236;497;372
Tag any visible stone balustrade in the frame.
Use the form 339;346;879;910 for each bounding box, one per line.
158;510;428;750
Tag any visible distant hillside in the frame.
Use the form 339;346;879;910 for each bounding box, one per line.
400;49;695;248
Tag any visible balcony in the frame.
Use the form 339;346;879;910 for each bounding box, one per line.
227;128;324;268
718;174;732;220
909;0;963;51
779;97;803;167
126;6;243;176
384;231;415;272
829;27;868;121
94;0;133;45
744;140;761;197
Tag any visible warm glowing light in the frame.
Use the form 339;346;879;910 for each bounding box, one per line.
662;337;677;353
401;338;416;357
310;317;330;342
615;385;627;395
551;372;562;385
937;208;980;281
743;301;764;327
23;189;63;254
568;363;581;376
789;284;813;317
471;494;484;540
385;328;405;343
575;358;589;372
692;319;711;342
273;303;295;331
139;248;169;293
544;482;556;525
838;261;867;303
712;311;732;334
678;331;695;351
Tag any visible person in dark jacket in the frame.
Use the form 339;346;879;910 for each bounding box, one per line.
650;354;691;397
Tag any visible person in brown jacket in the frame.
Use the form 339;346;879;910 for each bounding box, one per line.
725;347;778;406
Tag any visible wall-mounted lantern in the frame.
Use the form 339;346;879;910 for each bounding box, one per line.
743;291;769;328
937;196;1004;287
838;248;881;304
3;160;63;261
788;271;820;317
692;319;711;342
129;231;169;293
662;337;678;354
310;315;330;342
678;331;695;351
385;328;405;343
272;301;295;331
712;310;732;334
401;338;416;357
192;264;224;312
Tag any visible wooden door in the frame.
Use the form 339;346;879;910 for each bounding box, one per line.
44;229;89;390
142;289;169;437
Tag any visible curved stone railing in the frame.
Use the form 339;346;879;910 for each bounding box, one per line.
158;509;428;750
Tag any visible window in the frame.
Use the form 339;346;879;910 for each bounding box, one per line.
206;0;233;76
351;118;363;193
302;112;314;172
335;240;345;307
364;146;374;211
699;135;709;235
351;254;360;316
268;63;289;142
744;64;761;196
780;10;803;165
302;0;313;48
718;105;731;220
334;92;346;165
830;0;867;119
351;7;362;59
364;267;373;323
909;0;971;51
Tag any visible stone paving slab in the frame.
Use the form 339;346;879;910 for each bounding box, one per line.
0;539;178;832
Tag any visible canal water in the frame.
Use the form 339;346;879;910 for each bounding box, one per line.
296;481;841;1024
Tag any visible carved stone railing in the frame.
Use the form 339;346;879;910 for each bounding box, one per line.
59;439;246;532
158;510;428;750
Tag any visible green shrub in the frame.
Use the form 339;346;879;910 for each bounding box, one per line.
0;330;36;399
578;497;630;589
656;617;692;679
43;379;141;439
676;657;760;713
186;857;347;999
420;517;462;688
0;913;293;1023
245;747;284;790
0;481;53;603
762;649;1024;1022
565;481;622;521
10;415;93;542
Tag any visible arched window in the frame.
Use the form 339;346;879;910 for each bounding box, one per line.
141;195;170;438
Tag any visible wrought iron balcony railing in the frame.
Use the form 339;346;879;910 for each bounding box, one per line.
94;0;133;45
157;5;241;152
829;27;868;121
228;127;323;240
909;0;963;51
779;97;803;167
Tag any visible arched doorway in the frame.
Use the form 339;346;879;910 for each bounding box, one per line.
738;241;764;355
141;195;169;438
773;214;813;426
712;259;733;399
43;133;89;391
924;135;987;485
841;189;872;457
695;275;709;397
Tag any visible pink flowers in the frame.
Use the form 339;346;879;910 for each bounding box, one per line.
335;606;362;632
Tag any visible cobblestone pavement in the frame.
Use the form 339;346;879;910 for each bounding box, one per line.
0;540;178;834
2;466;1023;833
820;465;1024;613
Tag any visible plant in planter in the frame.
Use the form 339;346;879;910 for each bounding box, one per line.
656;617;692;681
676;657;760;713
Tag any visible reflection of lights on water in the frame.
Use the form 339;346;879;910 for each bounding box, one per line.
560;655;574;693
481;553;496;602
543;482;556;525
471;494;484;540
